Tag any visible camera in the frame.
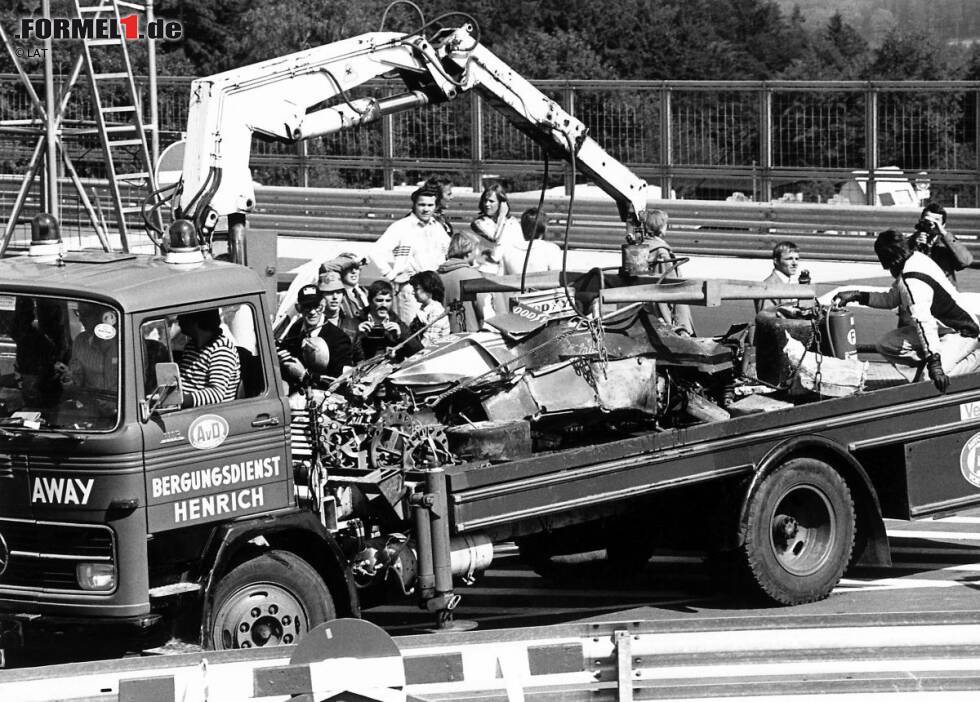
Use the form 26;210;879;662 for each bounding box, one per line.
912;218;940;253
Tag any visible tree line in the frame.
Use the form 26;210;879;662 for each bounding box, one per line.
2;0;979;82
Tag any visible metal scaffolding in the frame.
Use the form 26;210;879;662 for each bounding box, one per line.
0;0;160;253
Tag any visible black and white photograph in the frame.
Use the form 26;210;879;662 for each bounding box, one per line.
2;1;980;700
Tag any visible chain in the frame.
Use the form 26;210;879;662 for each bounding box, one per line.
778;308;823;393
810;313;823;395
586;315;609;379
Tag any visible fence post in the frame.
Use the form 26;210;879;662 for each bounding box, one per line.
382;87;395;190
298;140;309;188
563;85;575;196
660;84;672;199
865;84;879;206
470;90;483;192
758;84;772;203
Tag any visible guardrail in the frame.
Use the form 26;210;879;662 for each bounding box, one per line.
7;615;980;701
4;178;980;263
249;185;980;264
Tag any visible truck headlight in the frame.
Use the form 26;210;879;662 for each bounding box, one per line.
76;563;116;591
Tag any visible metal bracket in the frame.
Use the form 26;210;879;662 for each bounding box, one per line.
615;629;634;702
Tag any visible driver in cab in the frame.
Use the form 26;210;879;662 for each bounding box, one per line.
55;302;119;421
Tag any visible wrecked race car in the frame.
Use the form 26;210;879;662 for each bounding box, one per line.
296;268;814;478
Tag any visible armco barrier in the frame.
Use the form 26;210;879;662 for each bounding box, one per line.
249;185;980;264
4;177;980;263
8;615;980;701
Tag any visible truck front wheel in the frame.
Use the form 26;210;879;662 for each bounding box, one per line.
208;550;336;650
742;458;855;605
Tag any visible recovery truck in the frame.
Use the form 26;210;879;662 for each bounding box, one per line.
2;14;980;660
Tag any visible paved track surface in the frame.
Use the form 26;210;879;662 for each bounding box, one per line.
363;510;980;636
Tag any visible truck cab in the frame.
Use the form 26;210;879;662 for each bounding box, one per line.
0;250;306;655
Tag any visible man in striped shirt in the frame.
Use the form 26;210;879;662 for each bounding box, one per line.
177;309;241;407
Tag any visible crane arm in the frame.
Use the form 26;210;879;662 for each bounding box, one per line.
178;24;652;244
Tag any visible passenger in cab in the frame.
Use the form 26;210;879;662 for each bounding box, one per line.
834;230;980;393
176;309;241;407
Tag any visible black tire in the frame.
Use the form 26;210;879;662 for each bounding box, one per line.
516;533;566;580
516;527;605;581
517;519;655;582
741;458;855;605
207;550;336;650
603;517;657;578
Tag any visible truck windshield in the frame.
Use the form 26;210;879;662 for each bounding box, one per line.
0;294;120;431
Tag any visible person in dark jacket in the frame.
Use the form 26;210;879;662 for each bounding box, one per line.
910;202;973;286
352;280;422;362
278;284;353;393
437;231;488;333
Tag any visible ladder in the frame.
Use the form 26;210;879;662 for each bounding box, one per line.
74;0;159;252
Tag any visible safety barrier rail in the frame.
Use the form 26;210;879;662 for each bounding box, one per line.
4;177;980;263
6;614;980;701
249;185;980;264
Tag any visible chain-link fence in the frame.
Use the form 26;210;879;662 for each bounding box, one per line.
2;74;978;208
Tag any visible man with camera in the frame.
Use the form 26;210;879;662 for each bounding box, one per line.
351;280;422;362
911;203;972;286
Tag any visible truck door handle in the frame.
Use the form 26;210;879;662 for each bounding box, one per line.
251;415;280;428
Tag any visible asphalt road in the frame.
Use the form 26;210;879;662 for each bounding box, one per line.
363;509;980;636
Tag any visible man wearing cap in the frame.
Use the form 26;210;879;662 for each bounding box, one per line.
317;269;349;331
322;253;369;320
277;283;352;394
370;187;449;325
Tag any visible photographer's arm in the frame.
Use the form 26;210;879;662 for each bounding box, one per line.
939;226;973;270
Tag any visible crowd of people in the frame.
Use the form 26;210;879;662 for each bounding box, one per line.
10;192;975;417
265;175;977;400
272;178;566;394
755;201;978;393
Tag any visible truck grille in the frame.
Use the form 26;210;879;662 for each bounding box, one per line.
0;519;115;593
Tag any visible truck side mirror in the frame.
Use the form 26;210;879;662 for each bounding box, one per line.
139;362;184;422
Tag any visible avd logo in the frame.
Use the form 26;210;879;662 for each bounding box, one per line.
188;414;229;450
959;431;980;488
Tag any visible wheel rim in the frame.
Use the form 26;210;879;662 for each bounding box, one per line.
211;583;309;649
768;484;837;577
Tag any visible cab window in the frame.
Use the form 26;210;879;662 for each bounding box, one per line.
0;294;120;431
141;303;264;405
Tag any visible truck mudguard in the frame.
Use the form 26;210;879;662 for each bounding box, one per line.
196;508;359;647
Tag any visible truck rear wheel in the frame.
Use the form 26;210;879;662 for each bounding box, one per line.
208;550;336;650
742;458;854;605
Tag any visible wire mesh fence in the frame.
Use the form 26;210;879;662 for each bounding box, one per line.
1;74;978;218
